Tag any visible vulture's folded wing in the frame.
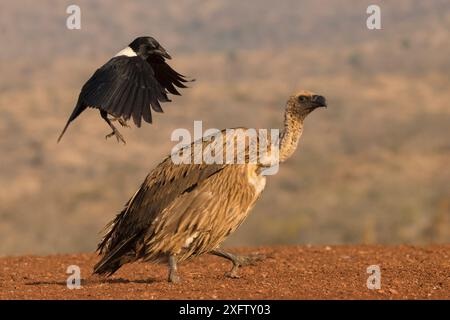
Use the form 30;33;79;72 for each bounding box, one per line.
97;162;226;254
96;136;229;255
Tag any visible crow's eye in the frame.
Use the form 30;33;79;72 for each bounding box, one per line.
298;95;307;102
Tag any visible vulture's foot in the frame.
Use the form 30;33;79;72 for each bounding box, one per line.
168;271;181;283
210;249;266;279
224;265;241;279
234;253;266;266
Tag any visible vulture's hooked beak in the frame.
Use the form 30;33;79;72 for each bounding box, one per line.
312;95;327;108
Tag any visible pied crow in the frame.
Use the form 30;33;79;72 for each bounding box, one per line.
58;36;192;144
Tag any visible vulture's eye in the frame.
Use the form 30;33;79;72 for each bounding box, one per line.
298;95;307;102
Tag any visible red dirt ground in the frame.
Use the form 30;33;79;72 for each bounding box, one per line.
0;245;448;300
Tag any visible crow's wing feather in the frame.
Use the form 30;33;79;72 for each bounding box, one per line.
58;56;194;141
147;56;192;96
58;55;191;142
80;56;169;126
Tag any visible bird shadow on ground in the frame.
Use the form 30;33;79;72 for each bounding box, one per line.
101;277;158;284
25;277;158;286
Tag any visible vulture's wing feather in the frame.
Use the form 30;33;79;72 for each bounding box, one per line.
97;160;225;255
96;134;231;256
94;129;266;273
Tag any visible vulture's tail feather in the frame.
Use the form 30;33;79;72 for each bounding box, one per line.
93;233;141;277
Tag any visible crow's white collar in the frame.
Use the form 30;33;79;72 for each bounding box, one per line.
114;47;137;57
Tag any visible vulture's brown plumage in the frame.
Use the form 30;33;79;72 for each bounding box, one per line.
94;90;327;282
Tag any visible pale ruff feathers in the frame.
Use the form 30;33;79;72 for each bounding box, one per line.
183;232;199;249
247;167;266;195
114;47;137;57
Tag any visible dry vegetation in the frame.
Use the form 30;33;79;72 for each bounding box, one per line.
0;0;449;256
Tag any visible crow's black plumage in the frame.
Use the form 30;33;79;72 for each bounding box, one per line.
57;36;192;144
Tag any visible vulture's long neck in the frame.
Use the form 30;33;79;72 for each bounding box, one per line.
279;107;304;163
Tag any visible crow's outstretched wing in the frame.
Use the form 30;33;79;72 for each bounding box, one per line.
80;56;170;127
58;55;191;142
147;55;191;96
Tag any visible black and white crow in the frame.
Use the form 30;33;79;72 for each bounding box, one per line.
57;36;192;144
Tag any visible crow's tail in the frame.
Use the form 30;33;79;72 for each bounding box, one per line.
57;102;86;143
57;121;71;143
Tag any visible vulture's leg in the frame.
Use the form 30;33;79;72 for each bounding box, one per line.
210;249;266;279
168;255;181;283
100;110;126;144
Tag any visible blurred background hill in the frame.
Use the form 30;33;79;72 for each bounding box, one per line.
0;0;449;255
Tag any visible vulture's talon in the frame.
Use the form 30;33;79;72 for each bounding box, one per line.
224;270;240;279
224;264;241;279
168;273;181;283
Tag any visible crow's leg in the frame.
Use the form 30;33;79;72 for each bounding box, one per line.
168;255;181;283
210;249;266;279
110;116;130;128
100;110;126;144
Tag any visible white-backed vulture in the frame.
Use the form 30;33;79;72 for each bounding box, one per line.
93;90;327;282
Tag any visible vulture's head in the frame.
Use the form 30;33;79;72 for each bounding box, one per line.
287;90;327;120
129;36;171;60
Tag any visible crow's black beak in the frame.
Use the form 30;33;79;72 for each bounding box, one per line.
312;95;327;108
156;47;172;59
